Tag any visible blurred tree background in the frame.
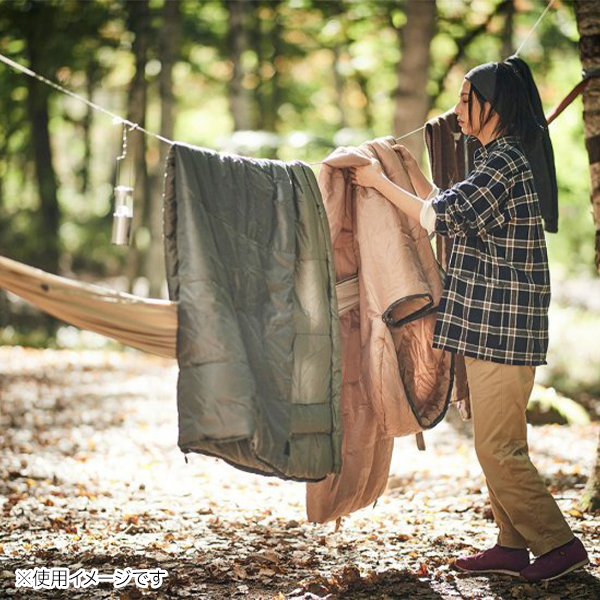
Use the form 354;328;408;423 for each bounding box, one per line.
0;0;598;416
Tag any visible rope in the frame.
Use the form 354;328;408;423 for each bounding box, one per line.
0;52;175;145
0;0;558;164
514;0;557;56
395;124;427;142
308;124;427;166
546;66;600;125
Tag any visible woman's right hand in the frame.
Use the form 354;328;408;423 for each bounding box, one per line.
392;144;434;200
392;144;418;172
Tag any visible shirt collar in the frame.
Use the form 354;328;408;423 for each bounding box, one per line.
473;135;520;163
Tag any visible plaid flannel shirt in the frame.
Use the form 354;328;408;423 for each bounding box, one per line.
426;135;551;366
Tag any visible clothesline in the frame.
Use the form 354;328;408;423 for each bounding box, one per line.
514;0;556;57
0;0;557;165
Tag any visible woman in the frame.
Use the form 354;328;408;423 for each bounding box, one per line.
349;60;589;583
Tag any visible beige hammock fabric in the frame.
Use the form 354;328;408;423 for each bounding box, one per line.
0;255;179;358
0;255;358;358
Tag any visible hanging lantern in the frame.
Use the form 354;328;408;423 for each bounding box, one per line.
111;121;134;246
111;185;134;245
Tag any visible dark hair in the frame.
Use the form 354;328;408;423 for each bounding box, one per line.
467;62;543;149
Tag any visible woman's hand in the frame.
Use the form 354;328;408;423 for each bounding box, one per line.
392;144;435;199
349;158;386;190
392;144;418;173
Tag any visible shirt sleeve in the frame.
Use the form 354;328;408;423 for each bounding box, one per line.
430;154;513;238
419;185;439;239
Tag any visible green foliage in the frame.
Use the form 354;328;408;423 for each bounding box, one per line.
544;302;600;400
0;0;591;272
0;0;597;410
527;384;591;426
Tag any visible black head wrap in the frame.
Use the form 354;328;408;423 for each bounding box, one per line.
463;57;558;233
465;61;498;104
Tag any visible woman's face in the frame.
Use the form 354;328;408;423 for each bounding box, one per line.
454;78;495;138
454;79;474;135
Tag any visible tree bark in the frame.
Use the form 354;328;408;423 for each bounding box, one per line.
124;0;151;291
144;0;180;299
574;0;600;511
393;0;437;166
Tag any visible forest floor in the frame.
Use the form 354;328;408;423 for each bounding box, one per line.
0;347;598;599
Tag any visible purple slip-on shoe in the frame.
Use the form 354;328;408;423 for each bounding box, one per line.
520;537;589;583
454;544;530;577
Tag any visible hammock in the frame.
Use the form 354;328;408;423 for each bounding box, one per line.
0;255;359;358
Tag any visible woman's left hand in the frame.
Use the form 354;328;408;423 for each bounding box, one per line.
349;158;385;190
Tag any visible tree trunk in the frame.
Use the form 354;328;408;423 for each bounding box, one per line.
355;69;374;132
227;0;255;130
324;0;349;130
501;0;515;59
23;7;60;276
264;0;283;133
574;0;600;512
124;0;151;292
393;0;437;166
144;0;180;299
581;433;600;511
332;43;348;129
80;60;98;195
251;0;268;133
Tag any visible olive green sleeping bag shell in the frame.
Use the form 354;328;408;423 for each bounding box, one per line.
163;143;342;482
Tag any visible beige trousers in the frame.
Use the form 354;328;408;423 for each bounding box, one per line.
464;355;574;556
